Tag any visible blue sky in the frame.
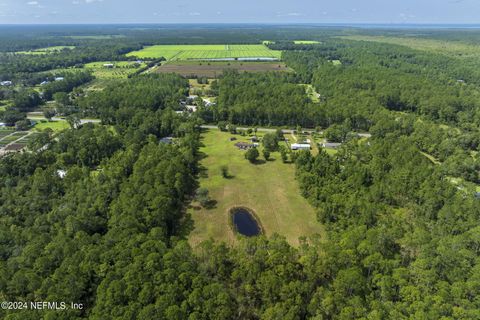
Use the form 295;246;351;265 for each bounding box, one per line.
0;0;478;24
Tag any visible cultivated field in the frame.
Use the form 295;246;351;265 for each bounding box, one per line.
155;61;291;78
188;129;324;246
127;44;281;60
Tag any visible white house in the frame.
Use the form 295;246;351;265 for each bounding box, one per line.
0;81;13;86
291;143;311;151
103;63;114;68
54;77;64;81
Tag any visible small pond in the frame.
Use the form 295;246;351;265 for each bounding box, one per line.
230;207;262;237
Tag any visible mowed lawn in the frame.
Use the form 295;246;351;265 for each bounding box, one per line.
34;120;70;132
127;44;281;60
189;129;324;246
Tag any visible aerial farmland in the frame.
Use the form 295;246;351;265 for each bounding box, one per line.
126;44;281;60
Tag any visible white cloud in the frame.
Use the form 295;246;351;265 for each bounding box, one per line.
27;1;39;5
189;12;201;16
85;0;104;3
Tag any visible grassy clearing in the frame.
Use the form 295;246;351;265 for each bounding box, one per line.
33;120;69;132
301;84;321;102
16;46;75;55
294;40;320;44
340;35;480;58
127;44;281;61
189;129;324;247
84;61;147;80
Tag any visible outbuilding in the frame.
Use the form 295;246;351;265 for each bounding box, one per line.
291;143;311;151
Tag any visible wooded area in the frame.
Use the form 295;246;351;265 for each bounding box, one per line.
0;25;480;319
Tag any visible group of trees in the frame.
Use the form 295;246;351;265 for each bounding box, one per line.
199;70;323;127
42;71;93;100
292;130;480;318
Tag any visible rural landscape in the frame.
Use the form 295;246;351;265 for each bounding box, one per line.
1;3;480;318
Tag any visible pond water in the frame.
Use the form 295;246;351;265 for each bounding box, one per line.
231;207;261;237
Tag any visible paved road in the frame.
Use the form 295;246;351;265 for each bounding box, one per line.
28;116;101;124
200;125;293;134
200;125;372;138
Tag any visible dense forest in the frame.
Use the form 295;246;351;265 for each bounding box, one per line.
1;26;480;319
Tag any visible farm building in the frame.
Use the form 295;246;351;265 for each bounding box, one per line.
103;63;114;68
54;77;64;81
291;143;311;151
322;142;342;149
0;81;13;86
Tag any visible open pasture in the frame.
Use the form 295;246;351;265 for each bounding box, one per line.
156;61;291;78
189;129;324;246
127;44;281;61
16;46;75;55
84;61;147;79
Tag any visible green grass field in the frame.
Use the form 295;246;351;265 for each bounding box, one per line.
33;120;70;132
189;129;324;247
16;46;75;55
84;61;147;80
127;44;281;61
